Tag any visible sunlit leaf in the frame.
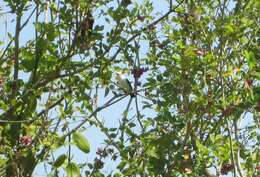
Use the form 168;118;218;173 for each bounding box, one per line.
72;132;90;153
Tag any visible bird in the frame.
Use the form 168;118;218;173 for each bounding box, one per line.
80;13;94;38
115;72;135;97
75;12;94;52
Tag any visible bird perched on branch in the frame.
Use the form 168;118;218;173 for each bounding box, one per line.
80;12;94;38
75;12;94;52
115;73;135;97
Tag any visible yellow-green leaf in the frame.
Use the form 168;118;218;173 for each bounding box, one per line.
72;132;90;153
53;154;67;168
66;162;81;177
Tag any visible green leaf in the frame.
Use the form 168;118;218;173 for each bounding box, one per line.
92;172;105;177
72;132;90;153
244;50;256;69
113;173;122;177
47;174;55;177
146;146;159;158
0;156;7;167
66;162;81;177
196;140;210;154
52;135;66;150
53;154;67;168
224;24;234;35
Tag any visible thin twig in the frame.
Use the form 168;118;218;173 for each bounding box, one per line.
226;119;237;177
135;95;144;131
11;12;22;98
66;94;127;137
0;7;37;63
109;0;184;62
119;97;133;142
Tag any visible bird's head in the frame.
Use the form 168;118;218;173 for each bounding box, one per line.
115;72;126;80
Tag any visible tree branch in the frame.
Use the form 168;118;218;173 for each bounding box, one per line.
11;12;22;98
0;7;37;63
109;0;184;62
66;94;127;137
226;119;237;177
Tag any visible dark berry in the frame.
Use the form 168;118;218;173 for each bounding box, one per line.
131;67;148;78
94;159;104;169
137;15;145;21
222;107;234;117
221;163;234;175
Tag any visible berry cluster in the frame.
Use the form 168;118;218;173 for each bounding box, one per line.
131;67;148;78
20;135;32;146
137;15;145;21
94;158;104;169
221;163;234;175
222;106;234;117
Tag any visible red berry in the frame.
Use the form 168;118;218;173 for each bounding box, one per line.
256;165;260;170
20;135;32;146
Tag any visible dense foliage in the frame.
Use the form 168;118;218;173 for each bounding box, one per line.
0;0;259;176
